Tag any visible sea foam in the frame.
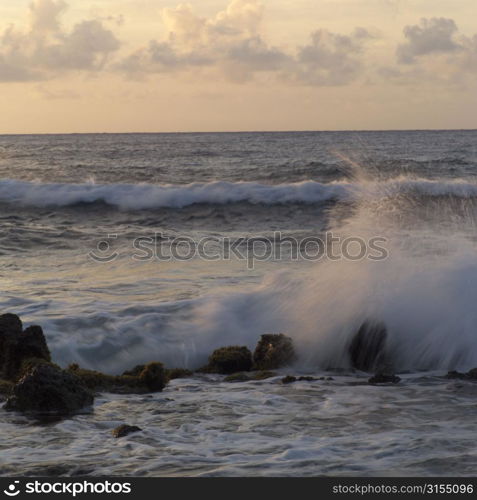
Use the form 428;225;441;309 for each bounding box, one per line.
1;177;477;210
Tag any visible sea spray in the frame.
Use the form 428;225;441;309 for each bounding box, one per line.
157;171;477;372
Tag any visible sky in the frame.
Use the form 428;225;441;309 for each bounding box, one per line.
0;0;476;133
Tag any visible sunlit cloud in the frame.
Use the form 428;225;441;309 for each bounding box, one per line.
116;0;374;86
378;17;477;86
1;0;476;133
0;0;120;82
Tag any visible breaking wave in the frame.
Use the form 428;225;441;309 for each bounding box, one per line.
1;177;477;210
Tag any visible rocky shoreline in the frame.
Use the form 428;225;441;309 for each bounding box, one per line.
1;313;475;420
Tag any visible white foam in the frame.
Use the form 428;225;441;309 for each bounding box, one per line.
0;178;350;209
1;176;477;210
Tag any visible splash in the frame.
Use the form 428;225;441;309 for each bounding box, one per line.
156;168;477;372
26;169;477;373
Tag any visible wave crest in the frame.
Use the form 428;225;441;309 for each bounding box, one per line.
1;177;477;210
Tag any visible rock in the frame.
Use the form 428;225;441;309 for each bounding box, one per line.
281;375;320;384
20;326;51;361
224;370;276;383
138;363;166;392
253;334;295;370
0;313;51;381
112;424;142;438
368;372;401;384
4;364;94;415
0;379;13;397
466;368;477;380
202;346;253;374
349;320;388;372
122;365;144;377
224;372;251;382
446;368;477;381
252;370;277;381
69;362;167;394
0;313;22;334
165;368;194;381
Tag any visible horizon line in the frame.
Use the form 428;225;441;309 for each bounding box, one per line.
1;127;477;136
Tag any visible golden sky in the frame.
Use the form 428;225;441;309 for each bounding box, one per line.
1;0;476;133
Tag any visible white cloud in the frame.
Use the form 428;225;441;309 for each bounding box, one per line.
0;0;120;82
117;0;290;82
3;1;475;91
118;0;372;86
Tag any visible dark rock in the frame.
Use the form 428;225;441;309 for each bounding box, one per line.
203;346;253;374
0;379;13;397
0;314;51;381
224;372;251;383
0;313;22;334
281;375;319;384
122;365;145;377
224;370;277;383
4;364;94;415
165;368;194;381
349;320;388;372
466;368;477;380
368;372;401;384
138;363;166;391
68;362;167;394
252;370;276;381
21;326;51;361
112;424;142;438
253;334;295;370
446;368;477;381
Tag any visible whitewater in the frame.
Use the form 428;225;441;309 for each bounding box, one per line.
2;176;477;210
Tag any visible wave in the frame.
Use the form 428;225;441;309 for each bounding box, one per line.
6;170;477;373
1;177;477;211
29;249;477;374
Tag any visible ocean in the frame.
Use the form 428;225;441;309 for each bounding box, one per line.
1;130;477;476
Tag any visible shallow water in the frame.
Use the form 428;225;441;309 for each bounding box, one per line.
1;372;477;477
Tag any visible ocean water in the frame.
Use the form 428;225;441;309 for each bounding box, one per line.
1;130;477;476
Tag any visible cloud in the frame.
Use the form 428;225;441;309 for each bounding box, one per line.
12;0;475;91
35;20;120;71
118;0;371;86
0;56;39;82
382;17;477;86
461;34;477;72
0;0;120;82
294;27;374;86
29;0;67;33
117;0;290;82
397;18;460;64
0;0;377;87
